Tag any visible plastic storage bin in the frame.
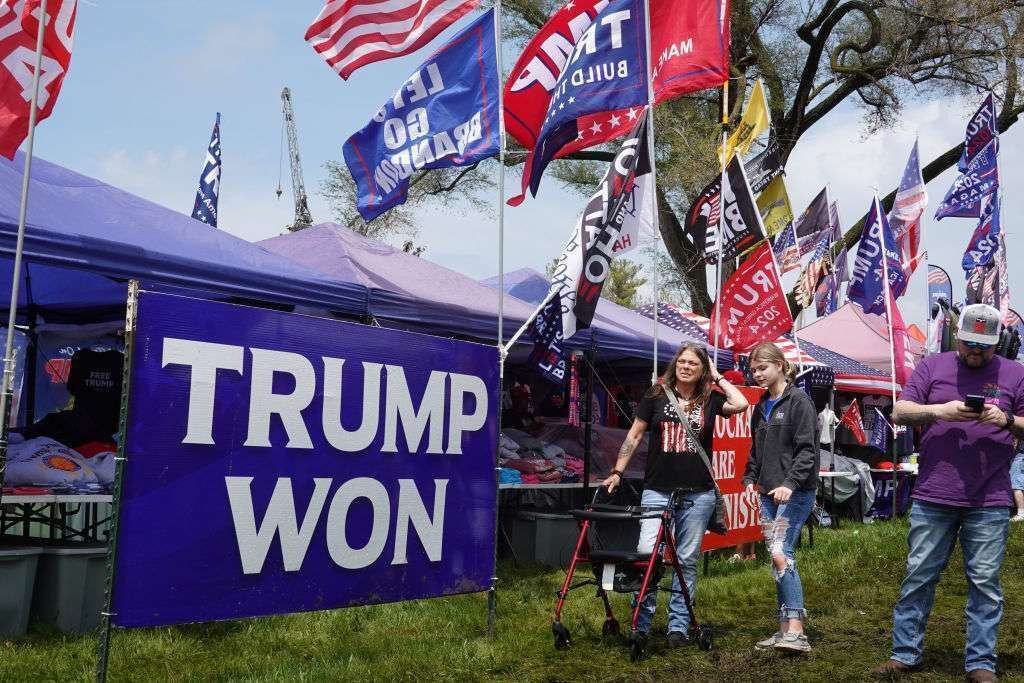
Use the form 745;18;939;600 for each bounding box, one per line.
510;511;579;567
0;545;42;637
31;543;107;634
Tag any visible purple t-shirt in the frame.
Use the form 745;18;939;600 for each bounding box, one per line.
900;352;1024;507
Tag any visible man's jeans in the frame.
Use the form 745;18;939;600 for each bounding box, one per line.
759;488;815;621
891;501;1010;673
634;488;716;635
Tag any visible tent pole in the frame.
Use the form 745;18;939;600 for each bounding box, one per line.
583;340;595;500
0;0;47;507
488;0;506;640
638;0;660;383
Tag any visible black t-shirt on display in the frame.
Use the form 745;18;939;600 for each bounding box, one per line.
635;389;726;493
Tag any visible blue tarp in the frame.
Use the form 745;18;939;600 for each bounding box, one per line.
260;224;705;363
0;152;370;318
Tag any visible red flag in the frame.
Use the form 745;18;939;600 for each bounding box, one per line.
710;242;794;351
0;0;77;159
839;401;867;445
503;0;729;152
887;289;915;387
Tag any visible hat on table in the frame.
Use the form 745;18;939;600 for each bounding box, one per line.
958;304;1002;346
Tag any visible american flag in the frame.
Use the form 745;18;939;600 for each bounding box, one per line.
927;265;950;285
305;0;480;80
637;302;893;392
772;225;800;274
888;141;929;279
798;231;832;305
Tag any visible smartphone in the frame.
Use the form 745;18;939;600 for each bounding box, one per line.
964;394;985;412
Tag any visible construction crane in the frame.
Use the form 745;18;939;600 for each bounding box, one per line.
276;87;313;232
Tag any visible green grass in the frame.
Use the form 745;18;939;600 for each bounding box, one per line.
3;519;1024;682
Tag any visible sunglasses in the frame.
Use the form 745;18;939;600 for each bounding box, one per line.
962;340;994;350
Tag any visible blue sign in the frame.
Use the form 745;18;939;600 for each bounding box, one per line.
113;292;498;627
520;0;648;200
961;194;1000;271
191;113;221;227
848;196;906;315
343;10;499;222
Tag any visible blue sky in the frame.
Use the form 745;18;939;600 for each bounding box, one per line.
28;1;1024;331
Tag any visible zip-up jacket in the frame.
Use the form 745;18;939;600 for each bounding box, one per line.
742;385;819;492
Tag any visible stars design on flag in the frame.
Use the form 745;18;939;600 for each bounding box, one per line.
627;107;639;121
590;121;603;135
609;113;621;127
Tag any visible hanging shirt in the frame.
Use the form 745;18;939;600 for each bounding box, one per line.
818;406;837;444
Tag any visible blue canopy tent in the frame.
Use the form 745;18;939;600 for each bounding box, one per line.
480;267;730;368
0;152;370;320
259;224;708;364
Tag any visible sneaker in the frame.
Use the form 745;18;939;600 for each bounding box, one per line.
755;631;783;649
666;631;691;648
774;631;811;654
1011;513;1024;523
870;659;922;678
966;669;998;682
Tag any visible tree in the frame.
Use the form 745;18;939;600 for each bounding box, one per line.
323;0;1024;312
603;259;648;308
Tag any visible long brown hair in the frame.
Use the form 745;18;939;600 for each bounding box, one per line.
748;341;796;383
648;343;714;406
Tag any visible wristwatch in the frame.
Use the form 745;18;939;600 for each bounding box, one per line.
1003;409;1015;431
610;469;624;478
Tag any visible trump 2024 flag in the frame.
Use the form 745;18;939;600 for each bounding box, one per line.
710;242;793;351
191;113;221;227
343;10;499;222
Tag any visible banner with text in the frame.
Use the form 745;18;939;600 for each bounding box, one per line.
112;292;499;627
701;386;763;552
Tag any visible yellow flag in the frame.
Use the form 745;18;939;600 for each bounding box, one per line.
720;79;770;162
756;174;794;238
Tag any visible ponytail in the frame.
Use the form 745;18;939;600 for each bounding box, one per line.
749;342;795;384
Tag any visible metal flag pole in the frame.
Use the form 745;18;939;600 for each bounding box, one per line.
640;0;660;382
487;0;507;640
711;81;728;369
913;136;933;354
0;0;48;506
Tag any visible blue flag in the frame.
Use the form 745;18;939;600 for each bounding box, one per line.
344;10;499;223
958;93;998;172
191;113;221;227
869;409;888;452
849;196;907;314
961;194;1001;271
528;292;567;384
510;0;648;204
934;140;998;220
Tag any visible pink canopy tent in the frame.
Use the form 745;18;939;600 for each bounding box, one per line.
797;303;925;386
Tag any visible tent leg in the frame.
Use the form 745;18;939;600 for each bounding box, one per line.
95;281;139;683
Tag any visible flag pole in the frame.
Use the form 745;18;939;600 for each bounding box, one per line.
488;0;506;640
0;0;48;507
711;81;728;369
914;136;933;355
875;192;899;407
640;0;660;383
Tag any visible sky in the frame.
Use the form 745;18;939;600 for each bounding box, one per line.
27;1;1024;333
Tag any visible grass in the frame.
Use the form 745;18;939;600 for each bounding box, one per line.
3;519;1024;682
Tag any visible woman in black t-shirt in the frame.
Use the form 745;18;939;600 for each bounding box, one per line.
602;344;749;646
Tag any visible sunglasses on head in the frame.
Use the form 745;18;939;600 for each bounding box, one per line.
962;340;994;350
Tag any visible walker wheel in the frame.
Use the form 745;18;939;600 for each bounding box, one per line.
629;632;648;662
602;618;620;637
697;626;713;651
552;621;571;650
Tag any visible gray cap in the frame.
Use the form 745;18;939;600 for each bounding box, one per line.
958;303;1002;345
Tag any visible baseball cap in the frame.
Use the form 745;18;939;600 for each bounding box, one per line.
958;304;1002;345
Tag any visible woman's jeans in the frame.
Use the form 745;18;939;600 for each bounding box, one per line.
634;488;716;634
890;501;1009;674
759;488;815;622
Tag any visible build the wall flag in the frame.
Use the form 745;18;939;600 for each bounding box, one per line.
848;195;907;315
504;0;727;154
191;113;221;227
710;242;794;351
527;292;567;384
547;110;650;338
508;0;648;206
0;0;78;158
343;10;499;222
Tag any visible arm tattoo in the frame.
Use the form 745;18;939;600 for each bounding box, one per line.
617;435;640;461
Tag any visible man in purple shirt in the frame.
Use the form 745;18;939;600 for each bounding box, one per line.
872;305;1024;683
